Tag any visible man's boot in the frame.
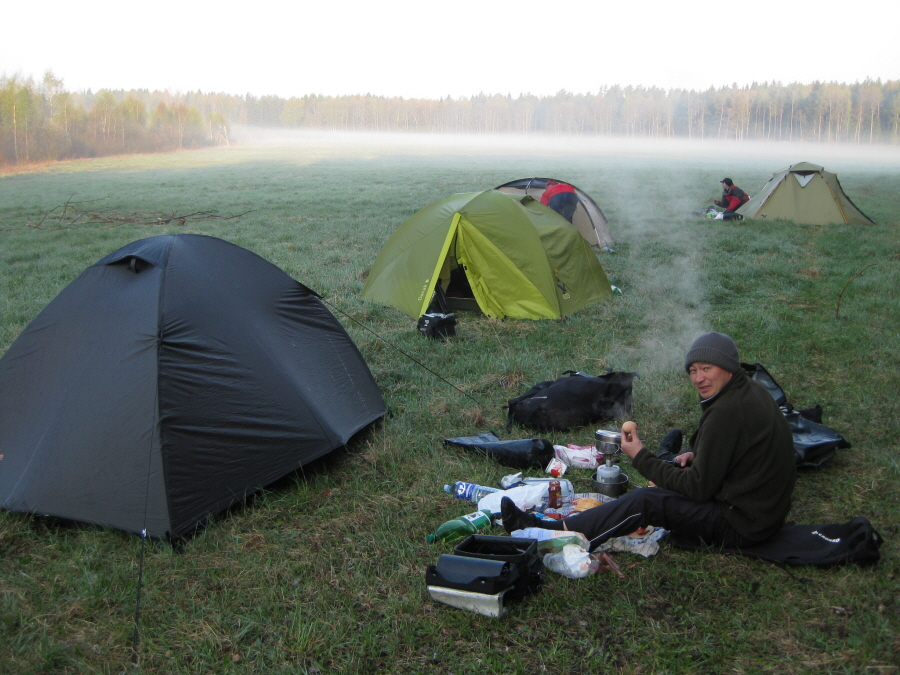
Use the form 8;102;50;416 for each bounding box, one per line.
656;429;683;463
500;496;542;534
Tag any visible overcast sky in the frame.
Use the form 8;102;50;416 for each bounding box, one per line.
4;0;898;99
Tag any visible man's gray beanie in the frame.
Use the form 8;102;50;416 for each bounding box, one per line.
684;332;741;374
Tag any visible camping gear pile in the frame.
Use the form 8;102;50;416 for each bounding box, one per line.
693;205;744;221
425;359;877;616
424;442;667;617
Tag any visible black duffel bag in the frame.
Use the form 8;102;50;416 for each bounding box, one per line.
505;370;636;433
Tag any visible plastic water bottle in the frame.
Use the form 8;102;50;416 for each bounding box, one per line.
444;481;500;503
426;509;493;544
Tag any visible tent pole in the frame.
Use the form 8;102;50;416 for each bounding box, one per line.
418;213;461;317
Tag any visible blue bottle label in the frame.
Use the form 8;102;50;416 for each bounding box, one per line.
455;482;476;500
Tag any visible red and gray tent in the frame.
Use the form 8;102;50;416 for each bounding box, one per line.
496;177;613;250
0;234;385;540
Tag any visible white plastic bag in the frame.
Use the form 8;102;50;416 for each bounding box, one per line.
553;444;601;470
543;543;600;579
477;483;547;514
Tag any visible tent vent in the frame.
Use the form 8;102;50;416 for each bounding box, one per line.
127;257;150;274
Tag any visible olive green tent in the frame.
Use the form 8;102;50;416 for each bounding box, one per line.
361;190;612;320
737;162;874;225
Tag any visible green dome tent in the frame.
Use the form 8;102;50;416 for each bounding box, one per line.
361;190;612;320
737;162;874;225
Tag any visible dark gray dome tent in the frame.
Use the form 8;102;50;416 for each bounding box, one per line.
495;177;613;250
0;234;385;540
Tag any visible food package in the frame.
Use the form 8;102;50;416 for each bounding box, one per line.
553;444;602;470
545;457;567;477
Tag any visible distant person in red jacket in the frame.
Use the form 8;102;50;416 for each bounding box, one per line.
714;178;750;214
540;179;579;223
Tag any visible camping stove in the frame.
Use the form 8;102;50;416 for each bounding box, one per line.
592;429;629;498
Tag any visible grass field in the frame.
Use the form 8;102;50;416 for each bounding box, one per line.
1;129;898;674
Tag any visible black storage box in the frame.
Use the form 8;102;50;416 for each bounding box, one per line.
425;555;520;595
454;535;538;563
425;536;543;617
453;535;543;598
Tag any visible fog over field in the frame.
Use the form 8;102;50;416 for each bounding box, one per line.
227;128;899;375
231;126;900;169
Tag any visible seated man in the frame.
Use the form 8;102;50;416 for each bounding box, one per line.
713;178;750;215
501;331;797;550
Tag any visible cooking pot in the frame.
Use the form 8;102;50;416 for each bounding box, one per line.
594;429;622;456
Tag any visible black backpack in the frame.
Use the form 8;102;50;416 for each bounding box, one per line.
670;516;883;568
743;363;851;468
506;370;635;432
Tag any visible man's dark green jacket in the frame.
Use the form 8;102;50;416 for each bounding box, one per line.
633;371;796;542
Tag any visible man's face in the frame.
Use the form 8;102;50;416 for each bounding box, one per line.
688;362;733;399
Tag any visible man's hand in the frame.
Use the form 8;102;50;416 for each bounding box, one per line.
620;420;643;459
674;451;694;467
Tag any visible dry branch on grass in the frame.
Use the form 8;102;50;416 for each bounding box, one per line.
834;262;897;319
2;195;253;231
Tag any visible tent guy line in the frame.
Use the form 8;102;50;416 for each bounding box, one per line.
319;295;486;410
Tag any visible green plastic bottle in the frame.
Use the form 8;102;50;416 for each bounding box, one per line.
426;509;493;544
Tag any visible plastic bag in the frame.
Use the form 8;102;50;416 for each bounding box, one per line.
477;483;547;514
553;444;601;469
543;543;600;579
511;528;590;551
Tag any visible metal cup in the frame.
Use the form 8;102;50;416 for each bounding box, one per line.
594;429;622;456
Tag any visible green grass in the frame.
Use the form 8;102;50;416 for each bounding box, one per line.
1;131;898;674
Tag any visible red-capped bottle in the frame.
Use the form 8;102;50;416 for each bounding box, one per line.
548;480;562;509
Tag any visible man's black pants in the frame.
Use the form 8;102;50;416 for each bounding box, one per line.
540;487;757;551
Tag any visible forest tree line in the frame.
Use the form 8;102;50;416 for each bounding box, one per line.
2;73;898;167
0;73;229;167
